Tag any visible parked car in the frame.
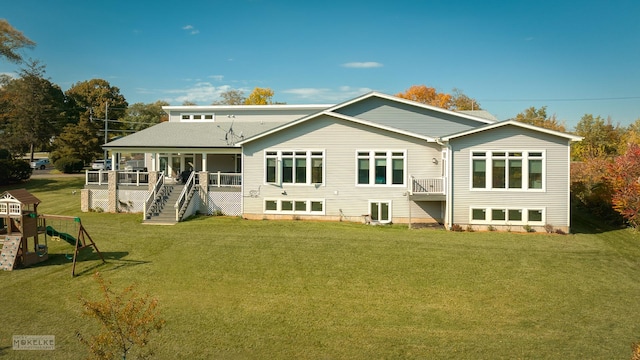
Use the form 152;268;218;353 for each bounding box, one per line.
30;158;51;170
124;160;146;171
91;159;112;170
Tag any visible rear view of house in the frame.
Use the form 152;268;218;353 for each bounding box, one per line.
88;92;580;232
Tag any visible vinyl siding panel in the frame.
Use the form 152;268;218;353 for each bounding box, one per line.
449;126;571;229
334;97;487;137
242;114;443;223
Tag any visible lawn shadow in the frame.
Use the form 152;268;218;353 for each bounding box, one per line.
571;207;626;235
29;251;150;277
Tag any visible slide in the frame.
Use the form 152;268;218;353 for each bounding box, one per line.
45;226;77;246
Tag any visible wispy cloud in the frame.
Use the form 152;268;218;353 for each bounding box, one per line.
182;25;200;35
341;62;383;69
208;75;224;82
283;86;375;102
159;82;251;104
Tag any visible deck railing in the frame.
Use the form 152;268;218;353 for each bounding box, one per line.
116;171;150;186
208;172;242;187
410;176;446;194
85;171;110;185
175;171;197;221
143;174;164;220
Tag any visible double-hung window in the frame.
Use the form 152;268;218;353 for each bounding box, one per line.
471;150;544;190
265;150;324;185
357;150;405;186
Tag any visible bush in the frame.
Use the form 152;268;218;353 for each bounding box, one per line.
54;157;84;173
0;159;32;185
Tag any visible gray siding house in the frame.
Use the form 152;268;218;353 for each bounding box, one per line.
90;92;580;232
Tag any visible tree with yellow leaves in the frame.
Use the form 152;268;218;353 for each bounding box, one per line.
244;87;274;105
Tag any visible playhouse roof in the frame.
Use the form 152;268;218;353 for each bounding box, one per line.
0;189;41;205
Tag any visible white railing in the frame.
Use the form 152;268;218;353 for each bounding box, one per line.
117;171;150;186
143;174;164;220
175;171;197;221
410;176;446;194
85;170;110;185
208;172;242;187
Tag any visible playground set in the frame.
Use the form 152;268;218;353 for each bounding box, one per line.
0;189;104;276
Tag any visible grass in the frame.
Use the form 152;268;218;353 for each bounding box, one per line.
1;176;640;359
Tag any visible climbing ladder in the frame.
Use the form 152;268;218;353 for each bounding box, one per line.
0;236;21;271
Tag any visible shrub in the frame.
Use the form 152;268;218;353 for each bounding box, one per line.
450;224;464;232
523;224;536;233
487;225;497;232
0;159;32;185
544;224;555;233
55;157;84;173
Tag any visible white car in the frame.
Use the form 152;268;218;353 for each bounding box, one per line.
30;159;50;170
91;159;112;170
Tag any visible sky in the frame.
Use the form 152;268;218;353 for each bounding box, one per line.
2;0;640;129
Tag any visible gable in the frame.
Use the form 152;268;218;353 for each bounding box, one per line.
332;96;491;137
448;124;570;150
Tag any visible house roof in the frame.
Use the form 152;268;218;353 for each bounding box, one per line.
237;110;437;146
1;189;41;205
327;92;497;125
103;120;289;150
440;119;583;142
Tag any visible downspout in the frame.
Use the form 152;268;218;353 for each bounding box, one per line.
436;137;452;230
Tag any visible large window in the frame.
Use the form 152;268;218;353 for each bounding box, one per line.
265;150;324;185
357;151;405;186
471;150;544;190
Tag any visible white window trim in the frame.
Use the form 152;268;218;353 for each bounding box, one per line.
469;150;546;192
355;150;407;187
264;149;325;186
469;206;546;225
264;199;326;215
368;200;392;224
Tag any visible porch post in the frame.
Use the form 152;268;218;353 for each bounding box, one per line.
199;171;209;214
202;153;208;172
108;171;117;213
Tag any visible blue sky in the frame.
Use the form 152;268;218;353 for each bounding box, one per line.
2;0;639;128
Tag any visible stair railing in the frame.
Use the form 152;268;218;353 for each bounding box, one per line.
174;171;196;222
143;173;164;221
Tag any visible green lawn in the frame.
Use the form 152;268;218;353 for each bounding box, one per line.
1;176;640;359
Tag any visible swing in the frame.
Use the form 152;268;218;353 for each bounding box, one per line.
36;244;48;257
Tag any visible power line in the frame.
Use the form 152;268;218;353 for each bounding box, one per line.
480;96;640;103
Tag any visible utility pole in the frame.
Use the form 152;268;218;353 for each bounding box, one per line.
104;101;108;165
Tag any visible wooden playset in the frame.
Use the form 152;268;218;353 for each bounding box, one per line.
0;189;105;276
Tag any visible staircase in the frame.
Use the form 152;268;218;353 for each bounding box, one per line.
144;184;184;225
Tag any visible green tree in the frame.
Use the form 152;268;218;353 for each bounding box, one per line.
514;106;566;132
244;87;274;105
123;101;169;132
50;119;102;165
78;272;165;360
0;60;68;160
65;79;128;150
0;19;35;63
213;89;245;105
572;114;622;160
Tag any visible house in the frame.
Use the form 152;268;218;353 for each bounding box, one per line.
88;92;581;232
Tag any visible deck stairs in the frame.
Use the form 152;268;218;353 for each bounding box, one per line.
144;184;184;225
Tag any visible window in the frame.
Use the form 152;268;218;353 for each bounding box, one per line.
357;151;406;186
471;150;544;190
264;199;325;214
180;113;215;122
470;207;545;224
265;150;324;185
370;201;391;223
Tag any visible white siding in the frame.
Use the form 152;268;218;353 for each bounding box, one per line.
242;115;443;223
449;126;571;229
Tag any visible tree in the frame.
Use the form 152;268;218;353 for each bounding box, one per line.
0;19;35;64
450;88;481;110
213;89;245;105
0;60;68;160
50;119;102;165
65;79;128;149
572;114;622;160
607;144;640;229
181;100;196;106
244;87;274;105
123;101;169;132
514;106;566;132
618;118;640;154
78;272;165;360
396;85;452;108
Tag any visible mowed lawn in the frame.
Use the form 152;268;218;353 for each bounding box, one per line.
1;176;640;359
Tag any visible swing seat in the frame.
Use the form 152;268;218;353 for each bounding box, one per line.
51;236;61;242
